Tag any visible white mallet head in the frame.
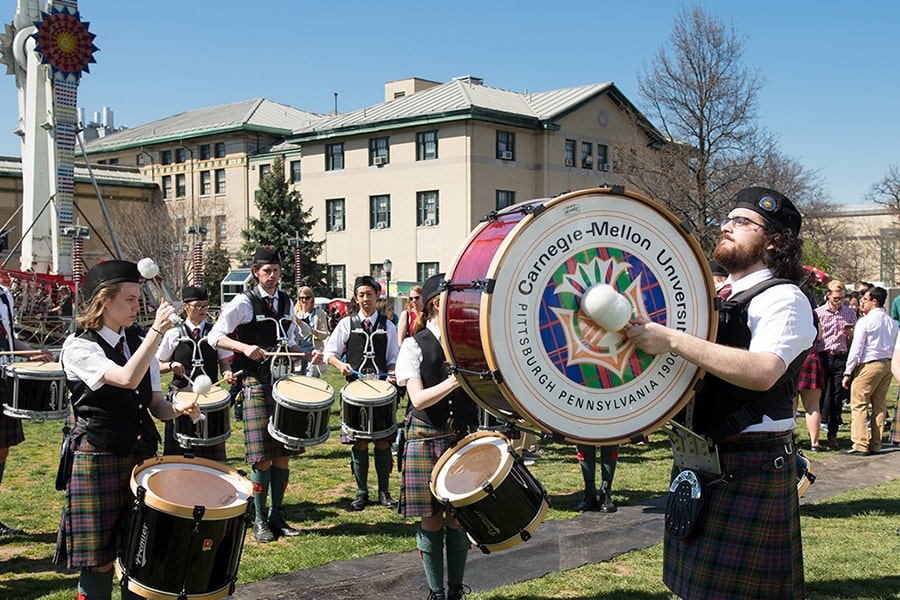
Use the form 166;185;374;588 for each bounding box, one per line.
137;257;160;280
582;284;633;332
192;374;213;395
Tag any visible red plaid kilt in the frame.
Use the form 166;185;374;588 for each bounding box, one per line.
53;437;147;569
797;350;824;391
663;433;804;599
398;414;456;518
0;410;24;449
242;376;301;464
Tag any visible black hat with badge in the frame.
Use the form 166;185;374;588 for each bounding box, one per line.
422;273;445;305
82;260;141;301
353;275;381;294
253;246;281;265
733;187;802;235
181;286;208;303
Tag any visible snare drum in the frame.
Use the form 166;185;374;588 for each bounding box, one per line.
796;452;816;498
268;375;335;449
340;379;398;440
430;431;549;554
1;361;68;420
442;187;716;443
117;456;252;600
172;386;231;448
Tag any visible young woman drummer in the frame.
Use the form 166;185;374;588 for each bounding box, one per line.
395;273;478;600
54;260;200;600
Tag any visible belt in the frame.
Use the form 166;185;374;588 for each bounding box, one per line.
863;358;891;365
718;432;793;453
823;350;847;356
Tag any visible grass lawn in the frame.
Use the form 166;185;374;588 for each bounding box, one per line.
0;368;897;599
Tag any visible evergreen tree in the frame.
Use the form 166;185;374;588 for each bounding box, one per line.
240;156;325;295
203;240;231;306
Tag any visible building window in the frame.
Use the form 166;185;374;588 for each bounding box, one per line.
200;144;211;160
496;190;516;210
597;144;609;171
214;169;226;194
161;149;172;165
259;164;271;179
200;171;211;195
290;160;301;183
417;262;439;282
328;265;346;298
565;139;576;167
175;147;186;163
175;174;186;198
369;137;390;165
326;143;344;171
581;142;593;169
416;131;438;161
162;176;172;200
370;195;391;229
326;199;345;232
370;263;387;280
214;142;226;158
215;215;226;242
417;191;439;226
496;131;515;160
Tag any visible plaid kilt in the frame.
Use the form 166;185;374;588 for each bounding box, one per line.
53;437;145;569
242;376;301;464
398;414;456;518
797;350;824;391
890;390;900;444
663;433;804;599
0;410;24;449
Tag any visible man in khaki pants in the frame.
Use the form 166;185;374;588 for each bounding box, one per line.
842;286;897;455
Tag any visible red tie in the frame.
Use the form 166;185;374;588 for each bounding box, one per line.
718;283;733;303
363;319;372;333
193;327;201;341
266;297;276;315
115;336;125;355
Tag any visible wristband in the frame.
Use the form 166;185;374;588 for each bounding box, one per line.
151;327;163;335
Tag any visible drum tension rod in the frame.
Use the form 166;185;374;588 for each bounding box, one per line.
444;278;495;293
448;364;498;381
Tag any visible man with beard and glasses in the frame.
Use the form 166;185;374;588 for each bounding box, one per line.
627;187;815;599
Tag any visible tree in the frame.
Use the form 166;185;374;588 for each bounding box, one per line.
240;156;325;295
203;240;231;306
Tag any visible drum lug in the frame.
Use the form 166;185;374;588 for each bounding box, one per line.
133;485;146;511
192;505;206;533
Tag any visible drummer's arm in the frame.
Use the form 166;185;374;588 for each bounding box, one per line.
12;334;52;361
406;374;460;411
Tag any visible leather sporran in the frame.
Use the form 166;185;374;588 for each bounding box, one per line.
54;426;74;491
665;469;707;540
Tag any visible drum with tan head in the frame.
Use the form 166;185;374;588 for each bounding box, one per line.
268;375;335;449
1;361;68;420
172;385;231;448
340;378;397;440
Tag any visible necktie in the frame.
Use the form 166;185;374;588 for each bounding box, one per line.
193;327;201;341
115;336;125;355
266;297;276;315
363;319;372;333
718;283;733;303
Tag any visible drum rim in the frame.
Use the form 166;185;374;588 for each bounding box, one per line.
4;360;64;372
130;455;251;520
173;386;231;409
273;390;335;410
429;431;514;505
116;560;235;600
275;374;335;396
342;378;395;396
268;419;330;448
445;187;717;444
471;496;550;553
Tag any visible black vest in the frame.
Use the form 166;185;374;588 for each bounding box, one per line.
67;328;160;457
691;278;809;441
170;321;218;390
345;313;389;380
233;288;293;378
409;327;477;430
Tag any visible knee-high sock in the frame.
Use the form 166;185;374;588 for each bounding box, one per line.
374;446;393;493
351;448;369;494
0;461;5;486
78;568;112;600
250;466;271;523
445;526;470;588
417;525;445;593
269;466;290;514
575;444;597;495
599;445;619;494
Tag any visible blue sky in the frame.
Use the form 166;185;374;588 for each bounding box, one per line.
1;1;897;205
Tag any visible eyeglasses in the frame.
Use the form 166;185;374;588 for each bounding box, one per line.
298;296;311;300
409;296;421;301
721;215;767;231
188;303;209;310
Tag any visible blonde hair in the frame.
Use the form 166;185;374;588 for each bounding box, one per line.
827;280;845;293
413;295;439;334
75;284;119;331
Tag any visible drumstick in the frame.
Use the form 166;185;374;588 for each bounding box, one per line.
0;350;49;355
349;370;382;391
137;257;183;326
264;351;307;357
581;284;633;332
212;369;243;388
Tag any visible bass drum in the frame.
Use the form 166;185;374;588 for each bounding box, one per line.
442;187;716;444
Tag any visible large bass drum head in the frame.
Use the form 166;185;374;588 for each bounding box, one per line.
482;187;715;443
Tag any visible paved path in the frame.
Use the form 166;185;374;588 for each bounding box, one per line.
231;447;900;600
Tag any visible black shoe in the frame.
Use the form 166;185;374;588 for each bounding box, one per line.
448;583;471;600
0;521;24;536
810;445;823;452
576;491;597;512
378;491;397;508
234;403;243;421
268;509;301;537
427;591;446;600
253;521;275;543
599;492;617;513
349;492;369;511
843;448;871;456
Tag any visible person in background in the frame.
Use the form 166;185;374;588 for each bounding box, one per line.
890;290;900;326
848;291;861;318
398;285;423;346
0;280;53;536
815;280;857;449
889;335;900;448
53;260;200;600
574;444;619;512
294;286;331;378
396;273;477;600
708;259;728;291
795;311;825;451
376;298;396;326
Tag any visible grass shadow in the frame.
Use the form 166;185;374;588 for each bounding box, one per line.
801;497;900;519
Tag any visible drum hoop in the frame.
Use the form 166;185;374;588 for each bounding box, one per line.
5;362;65;377
474;499;550;553
341;394;396;408
174;387;230;409
273;392;335;411
116;562;234;600
131;455;251;520
342;379;395;398
268;418;330;449
275;376;335;399
430;431;514;506
476;187;717;443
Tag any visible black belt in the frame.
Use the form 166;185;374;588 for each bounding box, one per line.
718;432;793;453
822;351;846;357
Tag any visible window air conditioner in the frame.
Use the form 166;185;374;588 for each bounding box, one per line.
374;156;387;166
565;158;574;167
423;219;435;227
500;151;513;160
332;224;343;232
583;157;593;166
599;163;610;171
375;222;387;230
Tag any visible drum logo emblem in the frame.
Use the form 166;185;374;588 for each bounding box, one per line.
202;538;213;551
49;382;59;410
548;257;649;380
471;509;501;537
134;523;150;567
305;413;316;437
